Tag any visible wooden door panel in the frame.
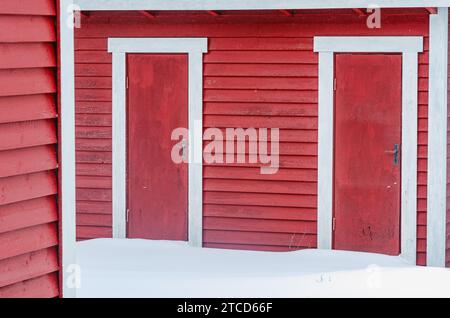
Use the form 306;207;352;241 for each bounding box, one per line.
334;54;402;255
127;53;188;241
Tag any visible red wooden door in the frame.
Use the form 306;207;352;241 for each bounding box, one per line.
334;54;402;255
127;54;188;241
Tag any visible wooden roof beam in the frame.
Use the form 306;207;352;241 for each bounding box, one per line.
279;9;294;17
139;10;156;18
207;10;220;16
352;8;366;17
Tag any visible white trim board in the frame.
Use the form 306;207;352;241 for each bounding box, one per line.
108;38;208;245
73;0;450;11
314;36;423;265
427;8;448;267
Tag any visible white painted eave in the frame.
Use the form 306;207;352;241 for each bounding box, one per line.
72;0;450;11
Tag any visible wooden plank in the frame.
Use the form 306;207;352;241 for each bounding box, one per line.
204;217;316;234
76;151;111;163
204;179;317;195
76;89;112;102
204;204;316;221
204;63;317;77
0;120;56;151
75;64;112;77
204;166;316;181
204;76;317;90
76;101;111;114
76;114;112;126
204;128;317;142
0;171;57;206
0;16;55;43
204;242;297;252
204;89;317;103
0;196;57;234
0;94;56;124
204;115;317;129
209;37;313;50
74;20;427;38
77;176;112;189
0;247;58;288
204;191;317;208
204;51;317;64
75;38;108;51
0;0;56;16
203;229;317;248
76;163;112;177
76;138;112;151
0;43;55;69
0;272;59;298
76;126;111;139
77;226;112;239
0;68;56;97
204;102;317;116
77;213;112;227
77;200;111;214
205;155;317;169
203;141;317;156
77;188;112;202
0;145;57;178
76;76;112;89
75;51;112;64
0;223;58;261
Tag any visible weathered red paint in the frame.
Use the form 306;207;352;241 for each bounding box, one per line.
0;0;59;297
127;54;189;241
334;54;402;255
73;10;429;263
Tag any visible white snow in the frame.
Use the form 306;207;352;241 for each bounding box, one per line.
76;238;450;298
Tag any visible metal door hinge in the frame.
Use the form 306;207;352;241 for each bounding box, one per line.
333;78;337;91
126;76;129;89
126;209;130;222
332;217;336;231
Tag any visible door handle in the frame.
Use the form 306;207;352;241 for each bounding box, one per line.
385;144;399;165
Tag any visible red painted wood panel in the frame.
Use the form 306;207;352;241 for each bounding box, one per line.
127;54;188;241
334;54;402;255
74;10;429;262
0;1;59;297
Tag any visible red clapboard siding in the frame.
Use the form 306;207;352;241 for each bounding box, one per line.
0;1;59;297
0;272;59;298
74;10;428;263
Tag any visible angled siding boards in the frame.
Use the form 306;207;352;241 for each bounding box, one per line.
0;0;59;297
74;10;429;263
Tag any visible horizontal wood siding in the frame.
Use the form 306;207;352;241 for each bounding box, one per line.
75;10;429;263
0;0;59;297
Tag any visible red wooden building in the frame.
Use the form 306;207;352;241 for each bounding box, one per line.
1;0;450;297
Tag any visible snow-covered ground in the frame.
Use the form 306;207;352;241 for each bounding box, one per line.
76;239;450;298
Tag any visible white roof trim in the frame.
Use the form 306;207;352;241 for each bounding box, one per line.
73;0;450;11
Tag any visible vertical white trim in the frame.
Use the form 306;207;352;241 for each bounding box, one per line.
317;52;334;250
59;0;76;298
314;36;422;264
108;38;207;246
112;52;127;239
427;7;448;268
401;52;418;264
188;51;204;247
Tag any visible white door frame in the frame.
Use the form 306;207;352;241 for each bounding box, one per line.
314;36;423;264
108;38;208;244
